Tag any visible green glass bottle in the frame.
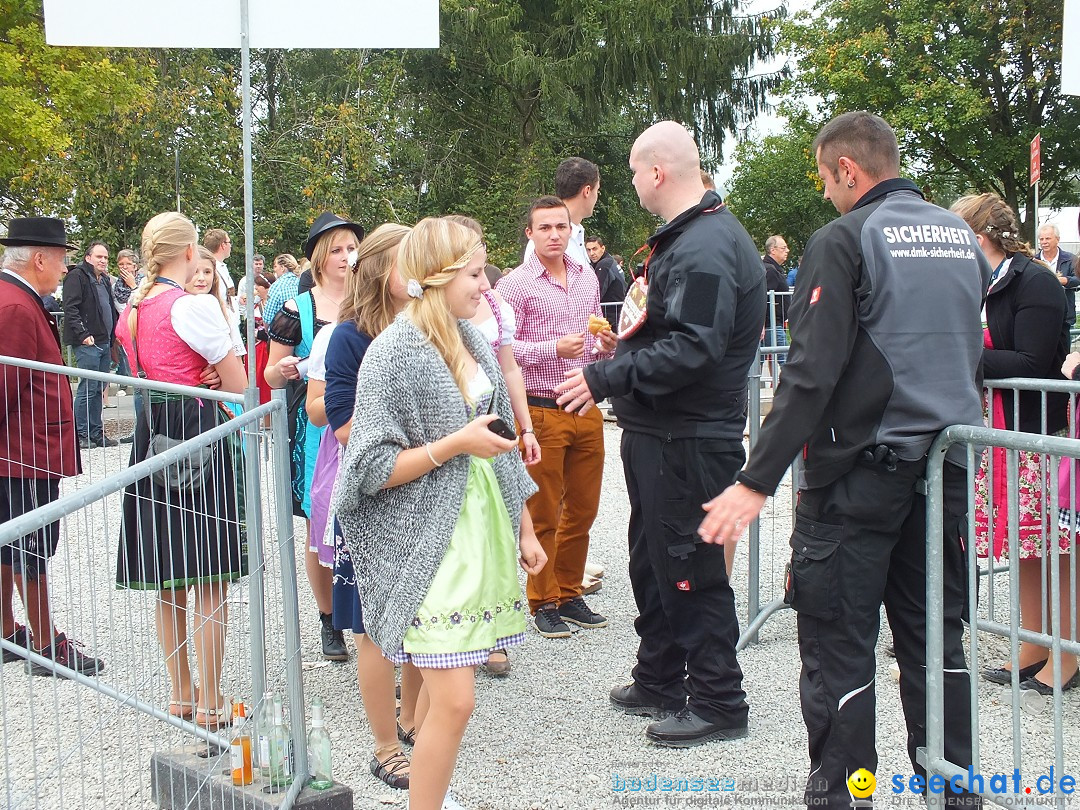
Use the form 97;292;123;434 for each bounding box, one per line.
307;697;333;789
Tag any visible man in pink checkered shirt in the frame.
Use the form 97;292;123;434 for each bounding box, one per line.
497;196;616;640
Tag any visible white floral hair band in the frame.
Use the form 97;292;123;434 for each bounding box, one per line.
407;278;424;300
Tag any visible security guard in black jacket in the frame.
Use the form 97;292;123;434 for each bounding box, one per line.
699;113;990;807
557;121;764;747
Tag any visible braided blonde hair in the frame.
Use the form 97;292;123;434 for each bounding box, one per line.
127;212;197;343
950;193;1033;258
397;217;484;403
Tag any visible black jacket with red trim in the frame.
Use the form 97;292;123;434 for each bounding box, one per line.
737;179;992;494
584;190;766;439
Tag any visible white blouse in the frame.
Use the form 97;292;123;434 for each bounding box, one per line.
170;294;235;365
474;297;517;347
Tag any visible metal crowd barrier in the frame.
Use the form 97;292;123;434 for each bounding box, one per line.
0;357;308;809
924;380;1080;808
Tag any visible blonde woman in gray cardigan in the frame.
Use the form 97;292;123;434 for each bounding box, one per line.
334;217;546;810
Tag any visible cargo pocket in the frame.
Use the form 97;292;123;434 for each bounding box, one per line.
659;513;726;592
786;516;843;620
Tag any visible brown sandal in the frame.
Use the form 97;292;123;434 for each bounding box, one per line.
370;748;410;789
194;706;231;730
168;700;195;720
396;722;416;747
483;648;511;677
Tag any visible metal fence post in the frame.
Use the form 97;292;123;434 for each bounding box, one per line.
269;389;308;788
924;436;948;810
745;349;763;642
243;384;267;711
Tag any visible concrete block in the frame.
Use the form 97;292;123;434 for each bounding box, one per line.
151;746;352;810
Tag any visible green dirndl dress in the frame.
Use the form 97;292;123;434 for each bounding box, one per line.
389;454;527;668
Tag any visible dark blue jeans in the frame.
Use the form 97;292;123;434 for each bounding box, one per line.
73;342;111;440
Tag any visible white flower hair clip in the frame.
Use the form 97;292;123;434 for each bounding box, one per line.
407;278;424;300
347;249;359;270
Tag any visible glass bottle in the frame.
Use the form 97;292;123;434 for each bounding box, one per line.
255;690;276;775
307;697;333;789
267;695;294;788
230;699;254;786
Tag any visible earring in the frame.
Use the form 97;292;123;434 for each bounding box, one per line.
846;179;856;188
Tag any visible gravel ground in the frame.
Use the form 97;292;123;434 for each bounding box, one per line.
1;417;1078;810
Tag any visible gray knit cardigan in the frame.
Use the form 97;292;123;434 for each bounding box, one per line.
332;314;538;656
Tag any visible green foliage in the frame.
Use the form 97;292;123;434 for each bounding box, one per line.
2;0;783;270
783;0;1080;236
725;123;836;260
0;0;153;228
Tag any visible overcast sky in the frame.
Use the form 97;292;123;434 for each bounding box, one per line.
712;0;813;193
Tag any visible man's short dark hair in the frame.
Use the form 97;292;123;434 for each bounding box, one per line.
812;111;900;181
585;235;605;247
84;240;108;258
527;196;571;229
555;157;600;200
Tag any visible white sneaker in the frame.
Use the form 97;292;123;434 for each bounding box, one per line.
584;561;605;579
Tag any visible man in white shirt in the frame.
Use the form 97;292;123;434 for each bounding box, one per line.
203;228;240;332
524;157;601;269
1037;224;1077;324
202;228;235;303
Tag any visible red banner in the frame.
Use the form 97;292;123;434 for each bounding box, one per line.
1030;134;1041;187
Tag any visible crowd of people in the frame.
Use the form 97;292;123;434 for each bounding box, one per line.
1;112;1078;810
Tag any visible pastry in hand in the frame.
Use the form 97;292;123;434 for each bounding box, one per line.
588;314;611;335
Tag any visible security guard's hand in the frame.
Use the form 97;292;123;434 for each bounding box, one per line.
698;482;767;545
555;368;596;414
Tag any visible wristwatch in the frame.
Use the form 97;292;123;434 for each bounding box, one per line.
520;428;535;436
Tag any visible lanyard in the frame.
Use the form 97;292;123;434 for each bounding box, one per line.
156;277;185;291
632;202;726;283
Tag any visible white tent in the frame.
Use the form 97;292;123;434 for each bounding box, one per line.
1039;207;1080;254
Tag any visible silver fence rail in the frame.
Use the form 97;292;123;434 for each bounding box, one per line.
0;356;307;809
925;414;1080;806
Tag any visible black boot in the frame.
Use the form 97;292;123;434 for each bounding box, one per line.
320;612;347;661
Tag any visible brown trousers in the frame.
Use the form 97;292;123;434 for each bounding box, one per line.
524;404;604;612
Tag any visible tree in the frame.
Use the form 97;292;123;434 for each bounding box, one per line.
783;0;1080;236
392;0;787;265
0;0;152;223
725;123;836;260
2;0;788;268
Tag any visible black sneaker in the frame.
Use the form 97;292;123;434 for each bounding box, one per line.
320;612;347;661
2;624;31;663
645;708;748;748
558;596;608;629
610;682;682;719
116;432;135;444
534;603;572;638
26;633;104;677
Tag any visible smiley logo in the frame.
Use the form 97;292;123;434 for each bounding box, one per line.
847;768;876;799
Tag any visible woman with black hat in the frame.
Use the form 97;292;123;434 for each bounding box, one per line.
264;212;364;661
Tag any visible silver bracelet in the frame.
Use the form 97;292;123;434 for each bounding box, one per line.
425;443;442;467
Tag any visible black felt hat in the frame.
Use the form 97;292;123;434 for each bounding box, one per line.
0;217;77;250
303;212;365;260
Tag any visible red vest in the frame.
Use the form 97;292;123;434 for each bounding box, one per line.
0;274;81;479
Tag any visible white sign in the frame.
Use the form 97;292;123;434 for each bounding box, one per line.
43;0;438;49
1065;0;1080;95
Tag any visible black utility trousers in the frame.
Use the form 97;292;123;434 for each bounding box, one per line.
621;431;749;726
789;456;978;808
